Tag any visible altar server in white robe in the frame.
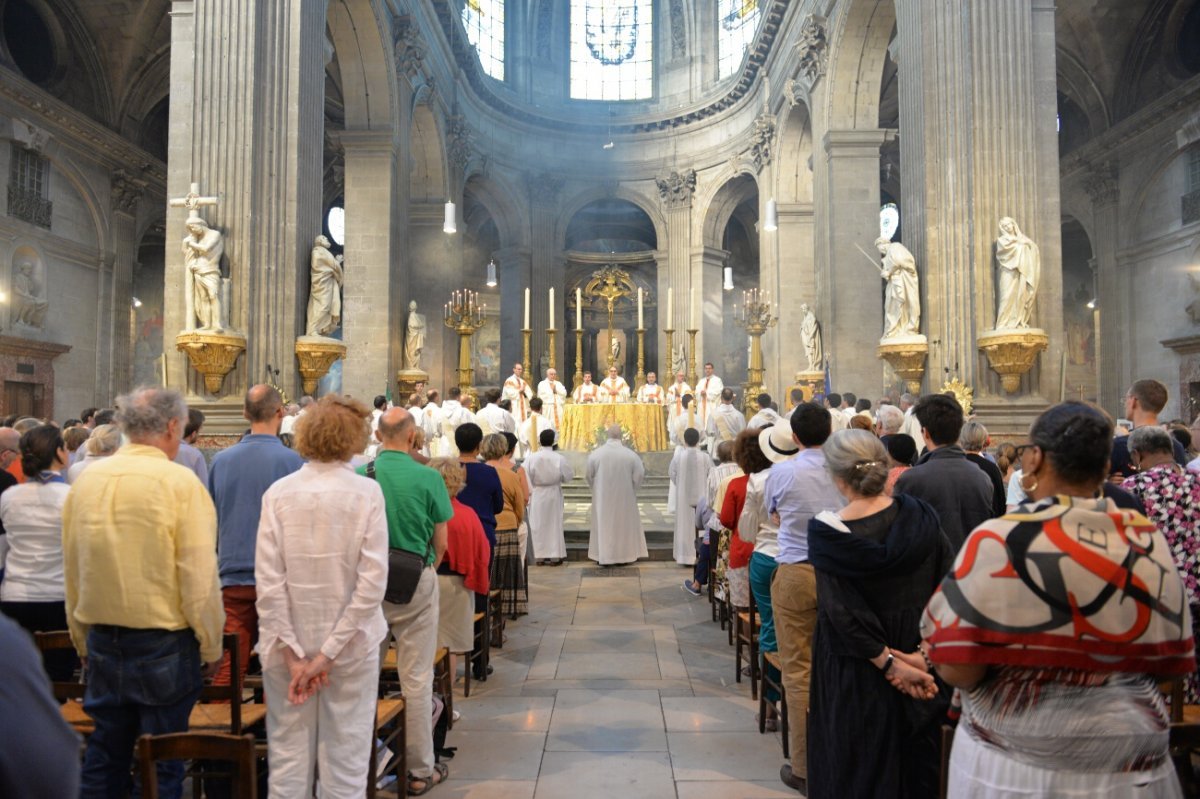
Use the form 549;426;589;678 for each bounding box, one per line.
586;425;647;566
668;394;701;513
502;363;533;423
518;398;554;456
668;427;711;566
572;372;601;404
747;392;782;429
525;429;574;564
537;368;568;430
432;386;474;457
665;372;693;446
706;387;746;455
695;363;724;431
475;389;515;436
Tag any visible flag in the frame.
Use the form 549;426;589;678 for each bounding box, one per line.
823;361;832;396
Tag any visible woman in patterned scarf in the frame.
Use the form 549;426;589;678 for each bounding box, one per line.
921;402;1194;797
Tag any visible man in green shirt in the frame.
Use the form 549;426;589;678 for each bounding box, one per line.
358;407;451;793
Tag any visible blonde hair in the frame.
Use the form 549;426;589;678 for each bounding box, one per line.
295;395;371;462
85;424;122;456
479;432;508;462
429;457;466;497
823;429;890;497
958;420;989;452
63;426;91;453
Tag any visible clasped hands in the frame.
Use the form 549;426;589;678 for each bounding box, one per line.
283;648;332;705
882;649;938;701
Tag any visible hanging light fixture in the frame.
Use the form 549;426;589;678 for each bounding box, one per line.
485;259;498;288
443;200;456;234
764;198;778;232
723;267;734;291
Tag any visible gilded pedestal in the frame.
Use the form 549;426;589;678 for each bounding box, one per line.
978;328;1048;394
396;368;430;402
788;370;826;405
877;335;929;394
294;337;347;395
176;330;246;396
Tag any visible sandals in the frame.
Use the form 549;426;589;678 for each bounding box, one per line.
407;762;449;795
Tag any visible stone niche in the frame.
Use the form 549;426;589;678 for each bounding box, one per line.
1161;335;1200;424
0;335;71;418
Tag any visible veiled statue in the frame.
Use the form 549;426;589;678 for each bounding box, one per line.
994;217;1041;329
876;237;921;339
800;303;824;371
403;300;426;370
13;261;47;328
306;235;343;337
183;214;225;331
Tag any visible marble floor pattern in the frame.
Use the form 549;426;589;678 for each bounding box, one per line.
434;563;795;799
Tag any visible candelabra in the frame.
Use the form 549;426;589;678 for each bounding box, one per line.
522;328;532;377
662;327;675;381
686;329;699;388
573;328;584;389
443;289;486;407
735;288;779;409
635;328;646;389
547;326;557;371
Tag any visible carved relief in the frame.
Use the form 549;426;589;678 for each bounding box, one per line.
747;114;776;173
111;169;148;215
448;115;472;171
1083;161;1119;207
794;15;828;91
393;15;425;78
655;169;697;209
670;0;687;58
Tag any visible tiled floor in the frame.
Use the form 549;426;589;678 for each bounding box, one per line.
435;563;791;798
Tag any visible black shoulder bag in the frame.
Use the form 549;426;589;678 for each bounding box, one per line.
366;460;431;605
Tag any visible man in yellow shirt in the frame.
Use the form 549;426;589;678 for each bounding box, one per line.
63;387;224;799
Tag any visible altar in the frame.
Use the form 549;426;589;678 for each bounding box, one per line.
559;402;671;452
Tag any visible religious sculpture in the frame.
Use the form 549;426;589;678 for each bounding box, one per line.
182;213;225;331
799;303;824;371
610;337;621;363
672;344;687;378
994;216;1041;329
306;235;343;337
876;237;921;339
12;261;47;328
403;300;427;370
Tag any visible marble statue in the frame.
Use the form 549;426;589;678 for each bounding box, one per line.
610;337;621;363
800;303;824;371
183;214;225;331
876;237;921;339
995;217;1041;329
12;261;47;328
306;235;343;337
403;300;427;370
672;344;687;378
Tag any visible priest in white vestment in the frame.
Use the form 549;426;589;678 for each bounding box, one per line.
668;394;701;513
537;368;568;430
502;363;533;423
668;428;711;565
747;392;782;429
586;425;647;566
573;372;600;404
475;389;516;436
665;372;693;446
431;387;475;457
695;363;724;431
706;388;746;454
636;372;665;404
600;366;631;403
518;398;554;456
524;429;574;564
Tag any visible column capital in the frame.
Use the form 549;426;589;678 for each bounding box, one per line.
823;128;896;156
338;129;397;155
1083;161;1119;207
111;169;148;217
525;172;565;205
747;114;776;173
656;168;696;209
492;245;531;266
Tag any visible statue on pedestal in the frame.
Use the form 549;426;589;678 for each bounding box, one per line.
183;213;225;331
305;235;343;337
13;261;47;328
994;217;1041;329
403;300;427;370
800;303;824;372
876;237;921;339
671;344;687;378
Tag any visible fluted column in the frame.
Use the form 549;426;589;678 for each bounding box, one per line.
774;201;815;393
1086;165;1123;411
108;172;146;399
164;0;326;409
657;169;696;360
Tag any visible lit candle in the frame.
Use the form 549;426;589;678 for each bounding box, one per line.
576;288;582;331
637;288;644;329
524;287;530;329
549;287;555;327
667;288;673;325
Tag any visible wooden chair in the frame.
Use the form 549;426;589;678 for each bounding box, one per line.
433;646;453;729
34;631;90;737
734;589;760;700
487;588;505;648
137;732;258;799
760;650;789;758
368;697;407;799
1169;721;1200;797
466;605;491;697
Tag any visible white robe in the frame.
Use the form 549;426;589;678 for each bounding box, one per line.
748;408;781;429
502;375;533;422
524;449;574;561
537;379;567;430
573;382;600;403
475;403;515;436
706;403;746;452
665;381;693;445
518;412;554;454
636;383;665;404
586;439;647;565
695;375;724;430
669;446;711;565
432;400;474;457
901;407;926;455
668;408;702;513
600;377;631;403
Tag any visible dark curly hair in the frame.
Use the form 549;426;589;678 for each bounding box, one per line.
735;428;772;474
1028;401;1113;486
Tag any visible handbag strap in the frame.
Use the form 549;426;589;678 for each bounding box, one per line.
364;458;433;563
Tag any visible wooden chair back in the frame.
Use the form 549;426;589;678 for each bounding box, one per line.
34;631;85;701
136;733;257;799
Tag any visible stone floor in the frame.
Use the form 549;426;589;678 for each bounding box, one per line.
434;563;797;799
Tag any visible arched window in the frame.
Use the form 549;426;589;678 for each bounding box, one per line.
570;0;653;101
718;0;760;79
463;0;505;81
879;203;899;241
325;205;345;247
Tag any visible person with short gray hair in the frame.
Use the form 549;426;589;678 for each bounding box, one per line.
1127;425;1175;459
586;424;647;565
66;424;122;484
116;387;188;442
875;404;904;437
959;421;1007;517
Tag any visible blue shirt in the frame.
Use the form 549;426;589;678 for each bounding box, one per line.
208;434;304;586
764;448;845;564
175;441;209;486
456;461;503;550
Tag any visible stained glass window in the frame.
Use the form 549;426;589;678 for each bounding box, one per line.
463;0;505;81
570;0;653;101
880;203;900;241
718;0;760;79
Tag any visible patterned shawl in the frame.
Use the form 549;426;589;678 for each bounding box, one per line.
922;495;1195;675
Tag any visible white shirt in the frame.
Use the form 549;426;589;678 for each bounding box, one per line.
573;382;600;403
748;408;782;429
280;411;302;435
476;403;516;435
737;469;780;558
0;478;71;602
255;461;389;668
67;452;111;484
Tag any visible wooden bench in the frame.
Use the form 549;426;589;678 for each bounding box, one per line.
734;590;761;700
760;651;788;758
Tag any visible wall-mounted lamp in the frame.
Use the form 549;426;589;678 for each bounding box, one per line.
723;267;733;291
764;198;778;232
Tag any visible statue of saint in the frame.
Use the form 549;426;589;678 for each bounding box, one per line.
182;214;225;331
12;261;47;328
994;217;1041;329
876;237;921;339
306;235;343;337
672;344;687;378
610;337;621;363
403;300;427;370
800;303;824;372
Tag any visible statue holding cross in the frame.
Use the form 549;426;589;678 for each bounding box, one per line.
170;182;226;331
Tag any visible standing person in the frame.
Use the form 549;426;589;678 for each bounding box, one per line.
0;426;20;577
453;422;502;679
805;430;951;799
685;439;739;596
256;395;391;798
371;395;388;433
762;406;846;791
665;371;694;445
707;387;747;454
923;402;1195;797
572;371;600;403
428;458;491;668
66;424;121;484
476;389;515;436
898;393;923;453
959;420;1007;517
481;433;528;618
884;434;918;496
0;425;75;681
636;371;665;404
280;395;313;436
434;386;474;457
586;425;647;566
174;407;209;485
720;430;771;611
357;406;452;795
670;428;712;567
1110;379;1189;478
537;367;568;430
207;385;304;689
525;429;574;565
600;365;631;403
748;393;781;429
518;397;553;456
893;394;994;551
502;363;533;424
62;388;224;799
824;393;849;432
696;362;724;432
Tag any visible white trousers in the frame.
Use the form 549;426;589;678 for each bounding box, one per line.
264;654;379;799
381;567;439;779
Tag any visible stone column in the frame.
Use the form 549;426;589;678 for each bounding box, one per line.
822;129;889;393
164;0;325;412
894;0;1062;420
1085;164;1123;411
495;245;533;377
526;174;564;377
108;171;147;400
657;169;697;353
694;245;728;384
774;201;815;395
340;131;399;401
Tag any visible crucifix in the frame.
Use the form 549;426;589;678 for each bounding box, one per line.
169;182;219;213
170;182;226;331
594;270;631;371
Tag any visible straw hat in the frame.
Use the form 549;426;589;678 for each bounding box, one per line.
758;423;799;463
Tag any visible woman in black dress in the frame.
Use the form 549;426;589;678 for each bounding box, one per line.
806;429;952;799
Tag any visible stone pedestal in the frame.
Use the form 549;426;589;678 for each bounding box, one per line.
877;335;929;394
177;330;247;396
294;337;347;396
396;367;430;403
789;370;826;404
978;329;1048;394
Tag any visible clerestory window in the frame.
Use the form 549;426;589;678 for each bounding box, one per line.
570;0;653;101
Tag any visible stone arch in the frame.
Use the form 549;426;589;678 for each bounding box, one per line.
556;186;667;254
774;100;814;205
462;171;524;249
700;172;759;249
117;45;171;145
824;0;896;130
1125;141;1200;245
1056;47;1110;136
327;0;397;130
409;102;447;204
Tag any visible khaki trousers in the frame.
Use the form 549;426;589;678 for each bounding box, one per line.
771;562;818;779
381;567;440;778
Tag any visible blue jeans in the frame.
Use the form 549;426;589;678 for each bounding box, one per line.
749;551;781;703
693;536;711;586
80;626;203;799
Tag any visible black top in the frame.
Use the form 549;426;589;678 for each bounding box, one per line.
964;452;1007;517
0;469;16;537
1110;433;1188;479
893;445;995;552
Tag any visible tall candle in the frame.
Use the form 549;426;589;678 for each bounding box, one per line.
637;288;644;329
549;287;555;326
576;288;582;330
524;287;530;329
667;288;672;325
689;289;696;330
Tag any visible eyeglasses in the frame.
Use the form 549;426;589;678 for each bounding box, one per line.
1014;443;1038;459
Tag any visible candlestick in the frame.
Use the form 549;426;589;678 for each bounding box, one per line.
574;328;584;389
547;325;558;371
524;288;530;330
443;287;488;409
637;288;644;329
663;328;675;381
635;327;646;390
689;289;695;330
687;328;699;388
522;327;532;378
576;288;582;331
